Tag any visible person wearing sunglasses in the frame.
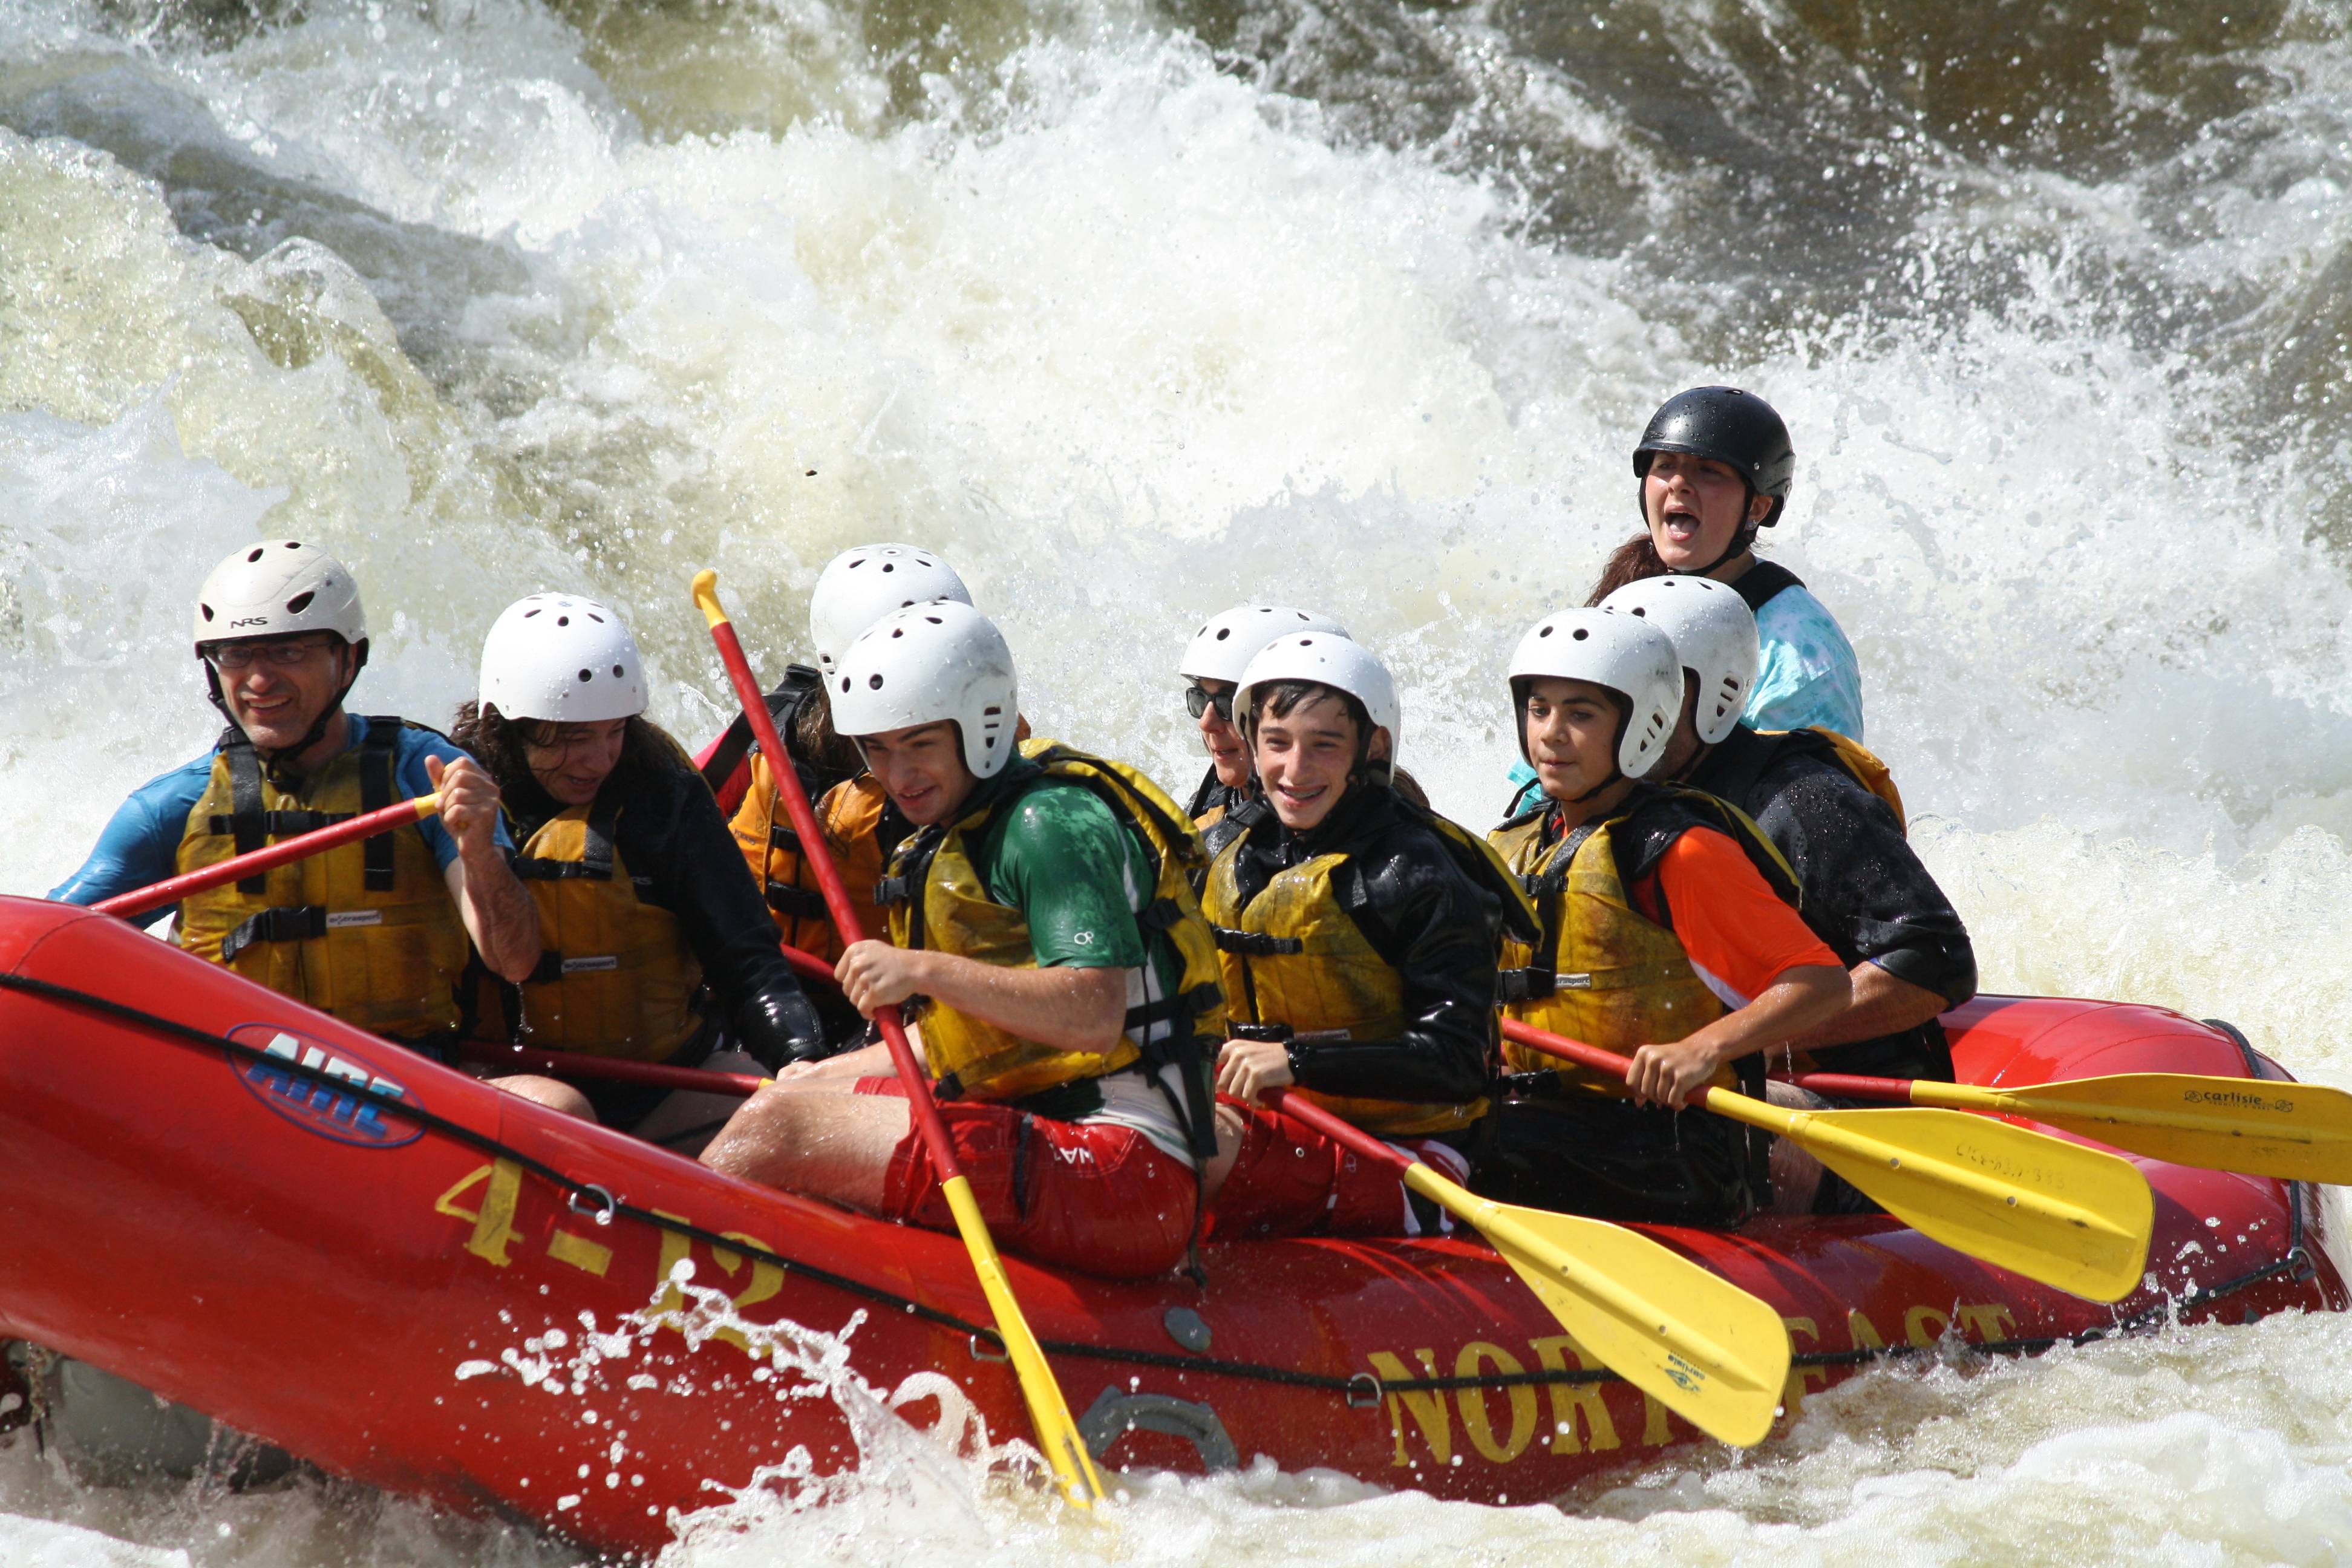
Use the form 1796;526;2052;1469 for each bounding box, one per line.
50;540;540;1054
1177;606;1350;855
451;595;827;1149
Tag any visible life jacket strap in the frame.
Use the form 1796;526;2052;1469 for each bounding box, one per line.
767;822;802;854
764;881;829;920
1210;926;1304;957
511;799;620;882
220;905;331;961
1496;967;1557;1004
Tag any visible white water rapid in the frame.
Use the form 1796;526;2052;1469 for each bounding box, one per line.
7;0;2352;1561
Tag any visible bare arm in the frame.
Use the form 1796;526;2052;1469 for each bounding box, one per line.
1625;963;1851;1108
1783;961;1949;1053
430;754;540;984
835;941;1129;1054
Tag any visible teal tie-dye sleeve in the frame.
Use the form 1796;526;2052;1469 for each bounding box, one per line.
1746;585;1866;742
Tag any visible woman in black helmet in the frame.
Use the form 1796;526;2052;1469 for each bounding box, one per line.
1587;387;1864;742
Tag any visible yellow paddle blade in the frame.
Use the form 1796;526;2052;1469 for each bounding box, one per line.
1403;1167;1791;1447
1912;1074;2352;1186
1777;1104;2154;1302
938;1177;1107;1507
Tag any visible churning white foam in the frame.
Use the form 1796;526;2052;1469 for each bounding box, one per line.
6;0;2352;1560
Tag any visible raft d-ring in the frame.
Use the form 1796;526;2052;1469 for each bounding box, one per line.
2288;1246;2317;1283
1344;1373;1383;1410
969;1334;1009;1364
567;1184;618;1226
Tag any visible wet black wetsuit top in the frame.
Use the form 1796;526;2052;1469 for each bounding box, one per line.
505;755;822;1068
1687;725;1976;1079
1220;785;1507;1108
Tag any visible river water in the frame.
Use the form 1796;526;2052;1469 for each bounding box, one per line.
6;0;2352;1561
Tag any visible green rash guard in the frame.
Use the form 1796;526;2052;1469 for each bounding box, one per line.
959;773;1200;1158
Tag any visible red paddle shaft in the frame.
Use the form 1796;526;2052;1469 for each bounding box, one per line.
92;794;442;920
1784;1071;1910;1102
693;578;970;1183
459;1042;768;1097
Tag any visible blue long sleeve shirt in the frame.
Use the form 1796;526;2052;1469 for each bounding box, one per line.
50;716;505;925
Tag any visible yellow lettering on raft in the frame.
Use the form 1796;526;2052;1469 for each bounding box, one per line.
1526;1335;1619;1454
709;1233;785;1353
547;1229;612;1278
1846;1309;1887;1350
1780;1318;1829;1417
434;1160;523;1267
1454;1342;1537;1464
1905;1305;1953;1347
1955;1302;2017;1342
1365;1350;1449;1469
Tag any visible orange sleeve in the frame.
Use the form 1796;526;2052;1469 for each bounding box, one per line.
1650;828;1843;1007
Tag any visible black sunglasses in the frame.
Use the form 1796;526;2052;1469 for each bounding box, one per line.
1184;684;1235;723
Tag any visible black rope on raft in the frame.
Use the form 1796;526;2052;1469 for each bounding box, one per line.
0;970;2308;1406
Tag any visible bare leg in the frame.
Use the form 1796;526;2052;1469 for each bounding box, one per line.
701;1086;910;1214
490;1074;595;1121
1765;1079;1826;1214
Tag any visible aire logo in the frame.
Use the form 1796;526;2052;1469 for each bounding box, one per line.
229;1023;423;1148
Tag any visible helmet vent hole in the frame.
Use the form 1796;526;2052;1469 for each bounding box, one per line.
1630;607;1647;616
246;547;265;563
890;629;904;638
1571;628;1589;641
285;591;315;615
839;678;852;693
556;616;569;627
283;541;300;550
523;607;541;618
848;560;866;570
577;669;593;682
881;563;895;573
588;613;603;623
613;664;626;678
1215;629;1230;641
867;674;884;690
1538;626;1552;638
924;616;942;624
201;604;215;622
982;706;1003;717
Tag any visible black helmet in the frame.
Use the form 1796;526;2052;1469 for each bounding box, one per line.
1632;387;1795;528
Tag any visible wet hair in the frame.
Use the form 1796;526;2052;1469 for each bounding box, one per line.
790;681;865;779
451;701;693;807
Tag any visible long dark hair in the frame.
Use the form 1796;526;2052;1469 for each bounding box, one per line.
451;701;694;818
789;681;864;779
1586;531;1671;606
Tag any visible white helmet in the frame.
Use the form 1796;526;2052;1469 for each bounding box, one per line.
1599;575;1758;745
809;544;973;676
1180;605;1352;686
479;594;648;724
830;599;1018;779
1508;609;1681;780
1232;631;1400;780
193;539;366;652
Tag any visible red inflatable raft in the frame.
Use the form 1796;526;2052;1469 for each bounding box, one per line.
0;895;2337;1551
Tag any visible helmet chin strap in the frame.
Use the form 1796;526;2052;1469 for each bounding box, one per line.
201;640;365;788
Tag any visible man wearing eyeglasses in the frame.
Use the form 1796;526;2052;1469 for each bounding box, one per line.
50;540;540;1054
1177;606;1352;858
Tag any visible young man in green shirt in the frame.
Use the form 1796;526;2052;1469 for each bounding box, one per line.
702;602;1222;1279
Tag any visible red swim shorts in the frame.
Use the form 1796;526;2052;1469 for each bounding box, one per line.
855;1077;1197;1279
1206;1096;1468;1241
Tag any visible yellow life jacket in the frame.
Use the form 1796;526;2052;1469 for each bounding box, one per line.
174;719;469;1042
469;798;706;1060
1802;727;1905;833
1488;785;1797;1097
1202;796;1534;1137
881;746;1226;1137
731;760;893;963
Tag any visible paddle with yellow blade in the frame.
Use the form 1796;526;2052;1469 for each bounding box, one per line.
91;793;443;920
1790;1067;2352;1186
1264;1088;1792;1446
1500;1019;2155;1302
693;570;1106;1509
